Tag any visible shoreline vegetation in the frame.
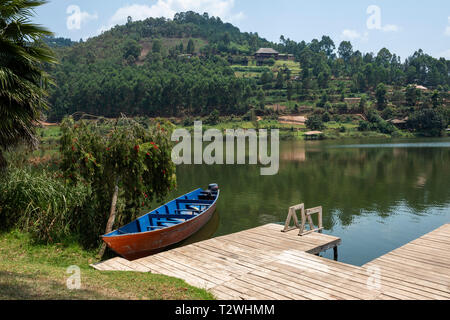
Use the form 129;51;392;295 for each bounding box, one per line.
37;116;448;142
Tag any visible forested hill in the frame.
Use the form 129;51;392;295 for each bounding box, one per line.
46;11;450;122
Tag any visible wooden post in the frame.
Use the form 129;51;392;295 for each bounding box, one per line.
98;179;119;258
282;204;304;233
333;246;338;261
299;206;323;236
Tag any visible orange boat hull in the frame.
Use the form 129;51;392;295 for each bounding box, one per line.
102;202;217;260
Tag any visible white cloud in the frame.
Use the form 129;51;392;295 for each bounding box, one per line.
381;24;399;32
109;3;174;25
445;17;450;36
66;5;98;31
341;29;361;40
341;29;369;42
98;0;244;34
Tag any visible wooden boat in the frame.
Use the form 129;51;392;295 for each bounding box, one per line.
102;184;220;260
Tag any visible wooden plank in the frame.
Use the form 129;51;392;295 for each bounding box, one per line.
210;287;242;300
220;278;292;300
362;264;450;299
115;258;151;272
266;261;379;300
369;257;450;281
230;274;297;300
259;224;341;251
246;269;334;300
147;254;233;285
250;264;355;300
275;251;433;300
139;256;215;289
421;234;450;245
263;223;338;241
217;234;293;254
216;280;280;300
167;246;254;276
195;241;267;261
263;261;381;300
90;262;109;271
386;251;450;272
405;243;450;257
393;247;450;265
100;258;136;271
194;242;277;270
372;251;450;273
367;259;450;286
410;238;450;250
184;244;260;274
273;252;381;297
222;230;317;252
246;227;338;248
290;252;450;299
92;223;450;300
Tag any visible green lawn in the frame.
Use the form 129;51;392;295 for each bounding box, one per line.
0;231;215;300
325;121;359;130
272;60;302;76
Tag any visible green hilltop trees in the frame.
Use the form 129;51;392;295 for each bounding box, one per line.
375;83;387;109
187;39;195;54
25;10;447;139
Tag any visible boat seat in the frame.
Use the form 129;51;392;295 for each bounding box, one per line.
161;223;177;227
157;218;184;225
174;210;199;215
176;199;213;205
146;226;166;231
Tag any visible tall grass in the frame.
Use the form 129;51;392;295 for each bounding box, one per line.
0;168;89;243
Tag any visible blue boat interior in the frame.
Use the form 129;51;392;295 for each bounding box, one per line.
104;188;218;237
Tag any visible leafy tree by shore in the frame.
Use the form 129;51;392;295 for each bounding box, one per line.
408;108;447;136
60;117;176;249
306;115;325;131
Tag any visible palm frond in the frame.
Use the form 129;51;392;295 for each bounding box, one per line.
0;0;55;164
0;1;48;20
2;19;53;41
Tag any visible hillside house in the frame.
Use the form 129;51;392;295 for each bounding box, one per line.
255;48;279;65
254;48;296;65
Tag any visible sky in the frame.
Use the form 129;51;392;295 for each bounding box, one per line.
34;0;450;60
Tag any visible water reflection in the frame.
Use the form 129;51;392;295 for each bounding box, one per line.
166;137;450;266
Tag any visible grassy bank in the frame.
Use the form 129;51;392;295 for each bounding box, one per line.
36;119;435;146
180;119;420;140
0;231;214;300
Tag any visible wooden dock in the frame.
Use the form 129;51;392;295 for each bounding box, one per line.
92;223;450;300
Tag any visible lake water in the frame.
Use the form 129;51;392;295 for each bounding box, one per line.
170;137;450;266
